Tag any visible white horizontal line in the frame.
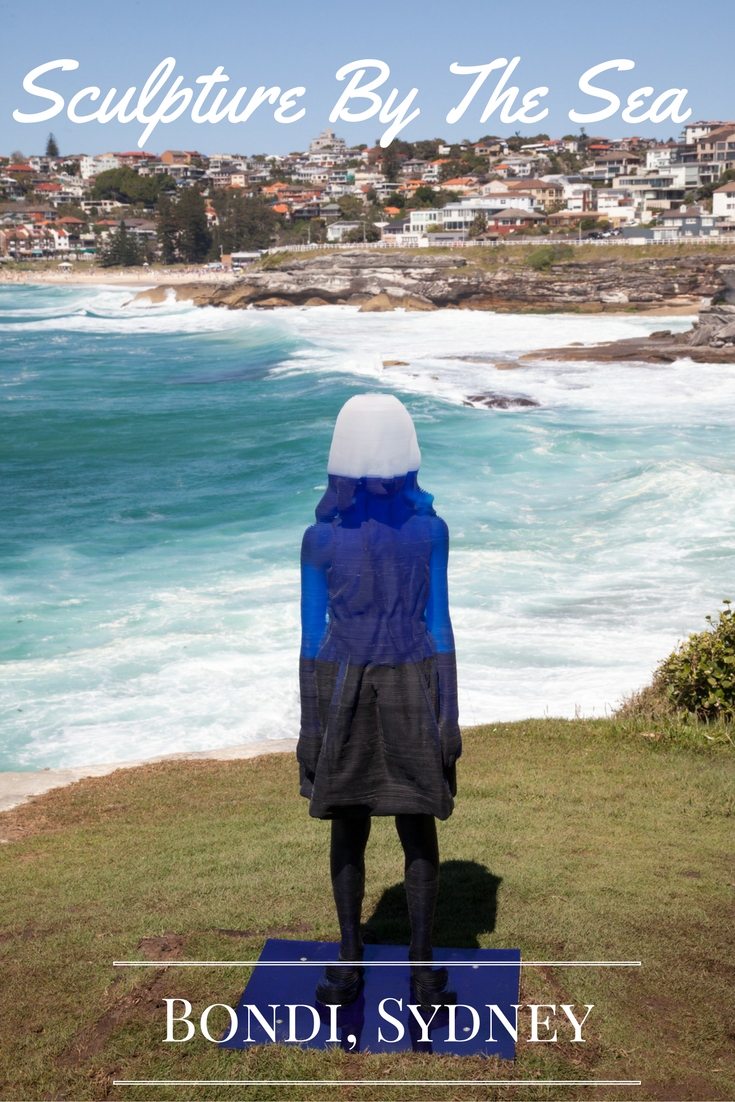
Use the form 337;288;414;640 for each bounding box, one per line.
113;1080;642;1087
112;959;642;968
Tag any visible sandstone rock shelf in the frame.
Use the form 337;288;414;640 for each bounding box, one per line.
127;253;735;362
129;249;735;314
523;265;735;364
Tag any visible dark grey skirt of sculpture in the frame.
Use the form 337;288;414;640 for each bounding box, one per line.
301;657;455;821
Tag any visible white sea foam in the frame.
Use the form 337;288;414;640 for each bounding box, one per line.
3;551;302;768
3;287;735;768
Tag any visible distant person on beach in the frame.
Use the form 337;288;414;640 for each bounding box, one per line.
298;393;461;1008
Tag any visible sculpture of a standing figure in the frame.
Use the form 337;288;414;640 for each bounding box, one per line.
298;394;461;1007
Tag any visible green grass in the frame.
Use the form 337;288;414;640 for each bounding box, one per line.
1;719;733;1101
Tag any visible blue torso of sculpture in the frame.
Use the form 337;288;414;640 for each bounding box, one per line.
300;473;454;667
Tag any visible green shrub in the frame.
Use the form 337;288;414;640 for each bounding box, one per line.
527;244;574;270
653;601;735;719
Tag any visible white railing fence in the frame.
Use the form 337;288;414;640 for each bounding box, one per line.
264;236;733;255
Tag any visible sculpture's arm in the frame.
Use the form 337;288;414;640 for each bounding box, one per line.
426;518;462;775
298;525;330;783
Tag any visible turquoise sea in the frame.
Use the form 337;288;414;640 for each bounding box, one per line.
2;283;734;770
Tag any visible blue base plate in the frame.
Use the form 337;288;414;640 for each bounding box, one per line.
222;938;521;1057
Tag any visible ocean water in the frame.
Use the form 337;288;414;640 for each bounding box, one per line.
2;283;734;771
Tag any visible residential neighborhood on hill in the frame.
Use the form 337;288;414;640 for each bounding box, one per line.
2;121;735;265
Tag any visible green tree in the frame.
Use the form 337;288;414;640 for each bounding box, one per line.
411;185;438;208
381;143;401;183
45;133;59;158
439;160;466;183
651;600;735;720
338;194;367;219
156;193;180;263
434;188;460;206
99;221;142;267
527;244;574;270
209;192;279;254
92;167;176;207
506;132;550;152
697;167;735;202
176;187;211;262
344;221;381;243
411;139;445;160
468;212;487;238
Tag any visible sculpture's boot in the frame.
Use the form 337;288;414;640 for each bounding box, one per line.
397;813;456;1008
316;816;370;1006
315;955;365;1006
409;964;456;1009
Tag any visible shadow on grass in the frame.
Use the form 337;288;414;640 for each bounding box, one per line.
364;860;501;948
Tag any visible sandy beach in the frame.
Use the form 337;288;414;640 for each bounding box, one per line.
0;267;239;287
0;738;298;817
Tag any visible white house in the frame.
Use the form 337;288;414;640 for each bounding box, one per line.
561;183;595;211
468;192;538;211
407;196;537;235
309;128;347;155
421;162;444;183
683;120;730;144
595;189;637;224
80;198;129;213
327;221;361;242
80;154;120;179
646;146;677;171
294;165;331;184
713;180;735;218
352;169;384;189
492;155;539;178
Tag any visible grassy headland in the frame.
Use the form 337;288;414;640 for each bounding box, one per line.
251;240;735;271
1;718;733;1101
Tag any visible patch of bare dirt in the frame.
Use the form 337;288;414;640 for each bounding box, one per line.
57;932;187;1070
136;933;186;960
56;968;174;1070
641;1072;723;1100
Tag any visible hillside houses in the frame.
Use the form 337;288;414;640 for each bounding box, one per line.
3;119;735;261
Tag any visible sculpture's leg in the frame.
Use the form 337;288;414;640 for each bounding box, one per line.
330;814;371;960
395;813;456;1007
315;814;371;1007
395;813;439;961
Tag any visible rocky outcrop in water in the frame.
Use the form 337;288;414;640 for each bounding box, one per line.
463;393;540;409
130;250;735;313
522;267;735;364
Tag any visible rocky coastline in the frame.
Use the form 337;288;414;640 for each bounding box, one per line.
522;264;735;364
130;248;731;310
128;251;735;363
